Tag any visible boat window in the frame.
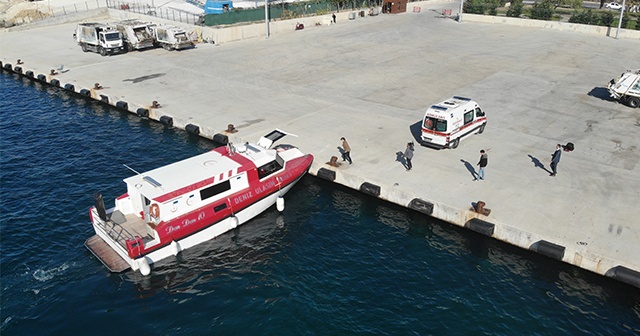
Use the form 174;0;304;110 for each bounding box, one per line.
424;117;447;132
464;111;474;125
213;203;227;212
200;180;231;201
257;159;283;179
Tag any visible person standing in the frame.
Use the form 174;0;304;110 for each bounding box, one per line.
404;142;414;171
476;149;488;180
550;144;562;176
332;13;336;23
340;137;352;164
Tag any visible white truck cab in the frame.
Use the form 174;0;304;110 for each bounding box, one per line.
421;96;487;149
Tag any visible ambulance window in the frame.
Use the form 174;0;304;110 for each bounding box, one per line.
475;107;484;117
464;111;474;125
424;118;434;130
424;117;447;132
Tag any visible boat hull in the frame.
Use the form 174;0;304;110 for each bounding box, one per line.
90;174;303;272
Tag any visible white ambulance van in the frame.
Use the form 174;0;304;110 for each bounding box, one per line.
420;96;487;149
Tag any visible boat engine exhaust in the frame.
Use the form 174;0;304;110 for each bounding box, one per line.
93;192;108;221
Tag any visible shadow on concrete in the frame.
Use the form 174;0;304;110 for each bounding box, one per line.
409;121;422;143
528;154;552;174
396;151;408;169
587;87;616;102
460;159;478;180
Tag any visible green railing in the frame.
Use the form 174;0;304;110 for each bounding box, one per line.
204;0;382;26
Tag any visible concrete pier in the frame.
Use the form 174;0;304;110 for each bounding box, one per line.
2;2;639;287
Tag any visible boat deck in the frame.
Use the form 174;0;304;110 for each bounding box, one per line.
118;212;149;239
85;235;130;272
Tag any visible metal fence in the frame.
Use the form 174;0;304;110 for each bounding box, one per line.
106;0;204;25
5;0;203;27
49;0;108;16
5;0;108;26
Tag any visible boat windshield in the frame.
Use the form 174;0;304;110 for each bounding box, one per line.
423;117;447;132
257;155;285;179
105;32;121;41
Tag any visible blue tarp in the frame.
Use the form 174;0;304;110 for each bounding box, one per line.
204;0;233;14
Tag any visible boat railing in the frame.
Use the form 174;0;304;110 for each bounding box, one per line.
92;209;136;247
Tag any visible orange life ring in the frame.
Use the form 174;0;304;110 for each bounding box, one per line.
150;203;160;218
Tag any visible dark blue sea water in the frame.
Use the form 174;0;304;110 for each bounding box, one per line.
1;71;639;335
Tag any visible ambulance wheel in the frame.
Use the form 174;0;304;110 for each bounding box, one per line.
628;97;640;108
450;138;460;149
478;123;486;134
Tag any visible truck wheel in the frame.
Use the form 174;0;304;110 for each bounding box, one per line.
628;97;640;108
99;47;107;56
81;44;88;52
478;123;486;134
450;138;460;149
163;44;171;51
127;43;134;52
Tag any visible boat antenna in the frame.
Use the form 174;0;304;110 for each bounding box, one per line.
123;164;141;175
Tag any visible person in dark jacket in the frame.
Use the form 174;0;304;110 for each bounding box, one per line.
476;149;488;180
550;144;562;176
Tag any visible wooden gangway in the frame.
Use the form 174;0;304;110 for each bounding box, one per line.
85;235;130;272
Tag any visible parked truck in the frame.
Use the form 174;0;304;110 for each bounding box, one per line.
75;23;126;56
608;69;640;108
115;20;155;51
150;25;194;51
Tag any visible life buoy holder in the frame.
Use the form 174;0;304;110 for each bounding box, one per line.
150;203;160;219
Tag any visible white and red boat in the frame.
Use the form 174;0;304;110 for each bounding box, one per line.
86;130;313;275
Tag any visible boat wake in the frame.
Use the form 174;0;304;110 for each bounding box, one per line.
32;262;72;282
